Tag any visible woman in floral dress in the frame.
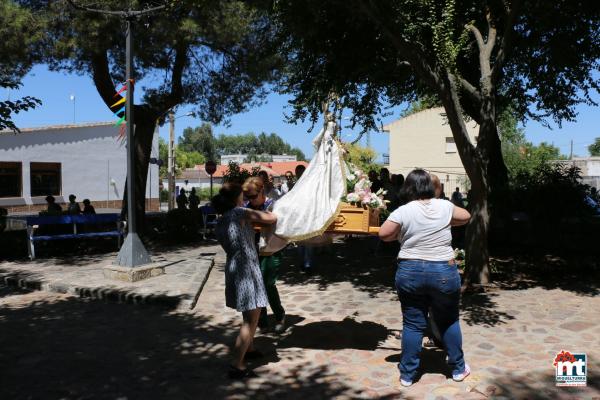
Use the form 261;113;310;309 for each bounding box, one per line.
212;183;277;379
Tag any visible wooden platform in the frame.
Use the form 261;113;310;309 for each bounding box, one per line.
326;203;380;235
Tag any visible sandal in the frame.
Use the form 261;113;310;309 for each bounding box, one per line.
244;350;264;360
228;365;256;379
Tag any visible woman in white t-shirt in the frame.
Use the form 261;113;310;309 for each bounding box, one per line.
379;169;471;387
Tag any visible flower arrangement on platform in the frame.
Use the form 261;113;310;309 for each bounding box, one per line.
454;248;466;270
343;166;388;210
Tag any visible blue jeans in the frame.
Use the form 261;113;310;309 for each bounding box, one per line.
297;245;313;269
395;260;465;381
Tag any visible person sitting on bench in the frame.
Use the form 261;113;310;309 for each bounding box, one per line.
82;199;96;215
67;194;82;215
45;195;63;216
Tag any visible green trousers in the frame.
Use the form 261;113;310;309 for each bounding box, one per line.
258;253;285;326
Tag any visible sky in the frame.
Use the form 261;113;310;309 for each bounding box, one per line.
7;65;600;161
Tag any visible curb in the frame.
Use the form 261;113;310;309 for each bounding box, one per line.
0;258;215;311
190;255;215;310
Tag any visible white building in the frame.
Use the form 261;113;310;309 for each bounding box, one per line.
220;154;246;165
552;157;600;188
384;107;479;193
220;153;297;165
0;122;159;214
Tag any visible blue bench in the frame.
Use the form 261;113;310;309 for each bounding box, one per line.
25;214;124;259
200;204;218;239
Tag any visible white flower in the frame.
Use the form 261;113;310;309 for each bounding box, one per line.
346;193;360;202
347;174;356;181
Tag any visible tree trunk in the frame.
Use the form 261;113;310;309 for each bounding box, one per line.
464;164;491;285
437;74;494;286
120;113;156;235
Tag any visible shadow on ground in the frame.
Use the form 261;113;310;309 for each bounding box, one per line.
279;317;392;351
279;237;398;297
0;288;393;400
385;348;452;379
484;369;599;399
460;291;516;327
278;237;599;328
491;254;600;296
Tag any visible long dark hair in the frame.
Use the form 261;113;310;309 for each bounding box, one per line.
211;183;242;214
400;169;435;203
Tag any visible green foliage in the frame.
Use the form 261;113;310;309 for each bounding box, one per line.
36;0;279;123
159;137;168;177
510;163;596;221
159;188;169;202
179;123;217;161
158;137;205;177
175;148;205;172
499;107;566;177
222;162;260;184
179;124;306;161
589;137;600;156
427;0;470;73
400;95;441;118
345;144;380;175
196;185;221;201
0;0;43;131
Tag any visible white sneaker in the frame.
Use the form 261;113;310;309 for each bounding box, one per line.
452;364;471;382
400;379;413;387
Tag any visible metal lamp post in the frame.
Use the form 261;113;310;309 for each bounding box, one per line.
114;15;154;267
68;2;166;270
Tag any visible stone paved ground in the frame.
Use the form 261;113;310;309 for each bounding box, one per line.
0;238;599;399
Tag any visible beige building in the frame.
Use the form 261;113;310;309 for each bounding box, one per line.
383;107;479;194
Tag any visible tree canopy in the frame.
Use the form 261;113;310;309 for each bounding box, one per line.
589;137;600;156
179;124;306;161
0;0;43;132
274;0;600;131
158;137;204;177
345;143;379;174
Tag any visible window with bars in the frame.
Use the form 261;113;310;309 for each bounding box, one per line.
30;162;61;197
0;162;22;198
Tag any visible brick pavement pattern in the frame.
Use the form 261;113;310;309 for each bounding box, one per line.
1;239;599;399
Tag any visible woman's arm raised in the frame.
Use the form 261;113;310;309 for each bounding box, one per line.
244;209;277;225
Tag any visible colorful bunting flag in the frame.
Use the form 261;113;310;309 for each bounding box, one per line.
113;106;125;117
112;80;135;143
111;96;126;108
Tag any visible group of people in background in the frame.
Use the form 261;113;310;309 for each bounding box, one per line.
176;187;201;210
175;164;308;212
368;167;470;214
44;194;95;216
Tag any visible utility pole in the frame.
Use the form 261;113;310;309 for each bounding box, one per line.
168;111;176;210
570;139;574;160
